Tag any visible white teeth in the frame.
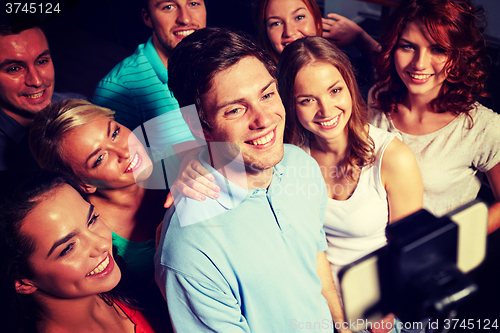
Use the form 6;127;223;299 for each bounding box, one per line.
87;255;110;276
126;153;139;172
410;73;432;80
174;30;195;36
319;114;340;127
250;131;275;146
26;92;43;99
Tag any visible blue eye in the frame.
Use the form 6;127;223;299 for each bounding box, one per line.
93;155;103;168
226;108;241;115
112;126;120;140
262;92;274;100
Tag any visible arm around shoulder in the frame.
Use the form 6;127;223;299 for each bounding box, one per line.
381;138;423;223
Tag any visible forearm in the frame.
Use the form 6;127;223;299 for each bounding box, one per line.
316;252;351;333
354;30;381;65
487;201;500;234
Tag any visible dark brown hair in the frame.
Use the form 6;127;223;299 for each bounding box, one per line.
168;27;277;133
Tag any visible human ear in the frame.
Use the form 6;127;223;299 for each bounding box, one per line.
81;183;97;194
15;279;38;294
184;113;212;142
142;8;153;28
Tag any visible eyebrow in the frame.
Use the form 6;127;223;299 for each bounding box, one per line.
296;80;341;98
46;204;94;258
399;38;442;49
267;7;307;21
0;49;51;69
36;50;51;60
215;79;277;111
85;120;111;165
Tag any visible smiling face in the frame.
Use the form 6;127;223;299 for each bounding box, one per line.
61;116;153;191
143;0;206;57
18;185;121;299
0;28;54;124
265;0;317;55
294;61;352;142
200;56;285;174
394;20;448;102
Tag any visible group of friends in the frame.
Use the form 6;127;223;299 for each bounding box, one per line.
0;0;499;332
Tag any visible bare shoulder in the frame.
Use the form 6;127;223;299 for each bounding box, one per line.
381;138;419;183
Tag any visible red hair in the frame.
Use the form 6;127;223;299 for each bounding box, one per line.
255;0;323;62
371;0;489;117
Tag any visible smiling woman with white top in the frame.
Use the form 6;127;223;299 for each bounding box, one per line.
369;0;500;233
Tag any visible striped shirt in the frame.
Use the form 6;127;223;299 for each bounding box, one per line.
93;37;194;150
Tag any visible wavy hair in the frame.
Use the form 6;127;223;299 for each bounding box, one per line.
278;36;374;180
371;0;489;118
255;0;323;62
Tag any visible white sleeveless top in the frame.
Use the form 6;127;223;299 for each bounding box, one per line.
302;125;399;279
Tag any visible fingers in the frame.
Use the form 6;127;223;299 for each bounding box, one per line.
322;17;333;27
173;165;220;201
164;192;174;208
191;160;215;182
326;12;344;21
172;180;219;201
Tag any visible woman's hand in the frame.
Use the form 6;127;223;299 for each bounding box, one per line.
322;13;363;47
163;150;220;208
322;13;380;63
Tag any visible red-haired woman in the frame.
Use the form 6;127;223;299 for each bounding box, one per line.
369;0;500;232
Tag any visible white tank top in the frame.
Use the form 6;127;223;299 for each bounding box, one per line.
303;125;398;279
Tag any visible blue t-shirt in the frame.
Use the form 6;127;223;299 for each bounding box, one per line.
93;37;194;154
155;144;332;332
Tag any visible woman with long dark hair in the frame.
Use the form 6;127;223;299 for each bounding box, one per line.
0;170;158;332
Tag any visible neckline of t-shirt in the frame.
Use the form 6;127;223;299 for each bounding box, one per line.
387;109;468;138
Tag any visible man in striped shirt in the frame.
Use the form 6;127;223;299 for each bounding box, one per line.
93;0;207;154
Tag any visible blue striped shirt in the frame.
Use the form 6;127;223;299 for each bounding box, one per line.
93;37;194;149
